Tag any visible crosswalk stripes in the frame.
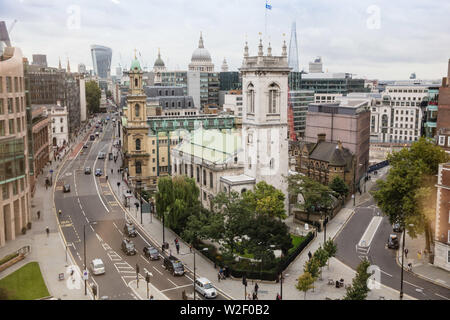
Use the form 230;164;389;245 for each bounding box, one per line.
108;251;122;262
114;262;135;273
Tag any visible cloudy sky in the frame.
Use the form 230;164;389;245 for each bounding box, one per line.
2;0;450;80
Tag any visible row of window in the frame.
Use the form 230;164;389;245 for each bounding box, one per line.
388;89;427;93
246;82;280;115
0;76;24;94
0;97;25;115
390;102;421;107
0;116;26;136
52;127;65;134
174;163;214;189
1;177;26;200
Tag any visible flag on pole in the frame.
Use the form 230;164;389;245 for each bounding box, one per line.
265;1;272;10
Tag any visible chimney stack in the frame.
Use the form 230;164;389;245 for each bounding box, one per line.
317;133;326;143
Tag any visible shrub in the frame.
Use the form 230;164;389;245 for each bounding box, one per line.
0;253;19;266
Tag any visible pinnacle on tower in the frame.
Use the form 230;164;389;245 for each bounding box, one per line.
58;57;62;69
258;38;263;56
282;40;287;57
244;41;249;57
67;58;71;73
267;42;272;56
198;32;204;48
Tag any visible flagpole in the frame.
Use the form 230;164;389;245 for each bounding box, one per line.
265;1;268;42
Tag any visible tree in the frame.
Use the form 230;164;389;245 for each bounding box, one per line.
155;176;174;221
296;272;315;300
242;181;286;219
329;176;349;198
85;80;101;114
313;246;329;280
344;258;371;300
323;239;337;269
303;256;320;280
286;174;334;222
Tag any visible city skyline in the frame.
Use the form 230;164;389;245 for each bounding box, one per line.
2;0;450;80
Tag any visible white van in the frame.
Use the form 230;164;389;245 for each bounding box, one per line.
89;258;105;275
194;277;217;299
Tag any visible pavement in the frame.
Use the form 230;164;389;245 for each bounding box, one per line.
106;136;412;300
0;126;91;300
398;233;450;290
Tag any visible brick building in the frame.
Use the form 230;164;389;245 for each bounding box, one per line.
434;163;450;271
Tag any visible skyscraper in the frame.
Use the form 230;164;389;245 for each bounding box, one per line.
288;22;299;72
90;44;112;79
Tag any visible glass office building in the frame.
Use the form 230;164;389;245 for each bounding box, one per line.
290;90;314;137
90;45;112;79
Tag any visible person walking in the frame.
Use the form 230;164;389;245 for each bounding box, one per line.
308;251;312;260
247;293;252;300
111;169;113;175
404;248;409;259
46;226;50;237
254;282;259;295
218;271;221;282
276;293;281;300
37;211;41;220
176;243;180;254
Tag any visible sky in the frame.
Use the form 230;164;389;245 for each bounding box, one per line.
2;0;450;80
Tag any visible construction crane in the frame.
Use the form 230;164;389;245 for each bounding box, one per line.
8;19;17;35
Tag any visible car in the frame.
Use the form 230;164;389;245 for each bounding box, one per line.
90;135;95;141
123;222;137;237
95;169;103;176
84;167;91;175
387;234;399;249
163;255;185;276
143;246;160;260
121;238;137;255
63;184;70;193
83;144;88;149
393;223;403;233
98;152;105;159
195;277;217;299
95;132;99;137
89;258;105;275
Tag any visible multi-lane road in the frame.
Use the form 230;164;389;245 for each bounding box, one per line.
53;111;228;300
335;196;450;300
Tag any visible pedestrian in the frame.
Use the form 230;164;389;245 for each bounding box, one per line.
37;211;41;220
308;251;312;260
407;262;412;271
247;293;252;300
189;244;192;253
46;226;50;237
252;292;258;300
176;243;180;254
149;295;154;300
111;169;113;174
276;293;281;300
404;248;408;258
106;175;108;181
117;169;120;174
254;282;259;294
218;272;221;282
174;237;178;245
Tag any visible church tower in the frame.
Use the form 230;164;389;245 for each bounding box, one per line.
240;39;291;208
123;52;150;190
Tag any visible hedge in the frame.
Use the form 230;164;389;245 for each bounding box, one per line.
0;253;19;266
195;231;315;281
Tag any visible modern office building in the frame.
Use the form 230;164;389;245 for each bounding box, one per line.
288;21;300;72
300;72;368;95
161;71;188;95
31;54;47;68
223;90;243;117
288;71;303;91
78;63;87;74
219;71;241;91
305;101;371;189
0;45;31;248
309;57;323;73
290;90;314;138
437;59;450;145
434;163;450;271
90;44;112;79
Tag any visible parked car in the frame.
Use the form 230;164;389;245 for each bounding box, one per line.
84;167;91;175
95;169;103;176
387;234;399;249
121;238;137;255
143;246;160;260
163;255;185;276
123;222;137;237
83;144;88;149
97;152;105;160
63;184;70;193
89;258;105;275
393;223;403;233
90;135;95;141
195;277;217;299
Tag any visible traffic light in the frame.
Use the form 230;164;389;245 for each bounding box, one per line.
242;274;247;287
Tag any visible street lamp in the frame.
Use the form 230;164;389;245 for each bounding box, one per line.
83;221;98;296
400;223;415;300
183;246;208;300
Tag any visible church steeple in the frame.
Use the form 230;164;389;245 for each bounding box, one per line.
67;58;71;73
58;57;62;70
198;32;204;49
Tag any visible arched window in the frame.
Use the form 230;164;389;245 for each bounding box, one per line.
135;161;142;174
135;138;141;151
269;158;274;169
135;104;140;117
268;83;280;114
247;83;255;113
135;78;138;87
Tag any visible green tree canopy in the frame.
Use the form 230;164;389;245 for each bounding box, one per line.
85;80;101;114
344;259;371;300
329;176;349;198
242;181;286;219
296;272;315;300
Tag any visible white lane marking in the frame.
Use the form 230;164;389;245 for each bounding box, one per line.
89;224;94;232
152;266;163;275
160;283;193;293
167;278;178;287
92;148;110;213
404;280;423;290
380;269;393;277
140;255;148;262
136;231;152;247
95;233;103;242
435;293;449;300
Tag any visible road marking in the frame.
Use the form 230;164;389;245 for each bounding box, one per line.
435;293;449;300
93;149;110;213
167;278;178;287
380;269;393;277
152;266;163;275
403;280;423;290
160;283;193;293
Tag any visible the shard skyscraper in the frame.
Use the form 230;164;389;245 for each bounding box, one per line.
288;22;299;72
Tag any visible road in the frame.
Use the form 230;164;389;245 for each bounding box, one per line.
335;195;450;300
53;109;228;300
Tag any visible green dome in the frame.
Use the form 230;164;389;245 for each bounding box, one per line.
130;58;141;71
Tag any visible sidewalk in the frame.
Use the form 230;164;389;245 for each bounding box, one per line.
0;128;91;300
398;233;450;290
105;141;412;300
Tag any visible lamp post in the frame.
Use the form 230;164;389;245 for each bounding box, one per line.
83;221;98;296
400;223;414;300
183;246;208;300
